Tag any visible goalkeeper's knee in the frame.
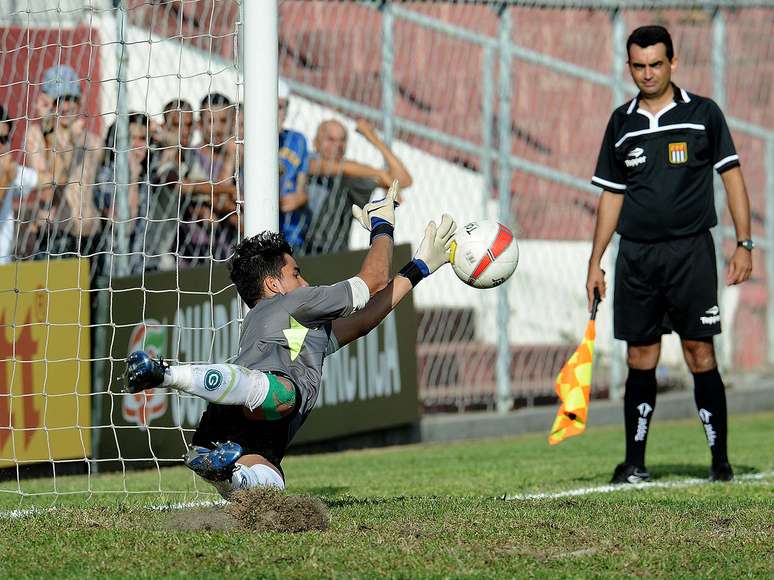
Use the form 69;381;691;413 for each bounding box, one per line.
244;373;297;421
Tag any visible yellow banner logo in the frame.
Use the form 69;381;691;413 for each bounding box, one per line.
0;259;91;467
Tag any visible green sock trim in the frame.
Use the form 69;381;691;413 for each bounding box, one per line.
261;374;297;420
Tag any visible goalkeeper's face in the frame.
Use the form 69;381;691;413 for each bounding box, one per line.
269;254;308;296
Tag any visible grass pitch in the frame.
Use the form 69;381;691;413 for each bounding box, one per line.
1;412;773;578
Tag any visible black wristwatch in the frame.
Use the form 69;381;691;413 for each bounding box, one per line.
737;239;755;251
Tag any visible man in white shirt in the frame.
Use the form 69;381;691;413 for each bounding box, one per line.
0;105;39;264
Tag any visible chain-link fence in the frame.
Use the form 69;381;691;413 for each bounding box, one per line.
1;1;772;415
277;1;773;410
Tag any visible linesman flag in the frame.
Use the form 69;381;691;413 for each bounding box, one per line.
548;289;600;445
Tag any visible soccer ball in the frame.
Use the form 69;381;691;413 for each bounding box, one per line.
449;220;519;288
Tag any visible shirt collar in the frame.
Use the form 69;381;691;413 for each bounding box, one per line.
626;83;690;114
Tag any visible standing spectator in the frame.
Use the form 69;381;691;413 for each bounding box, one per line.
21;64;100;260
303;118;412;256
178;93;238;265
150;98;200;270
0;106;45;264
93;113;153;276
586;26;752;484
278;79;310;252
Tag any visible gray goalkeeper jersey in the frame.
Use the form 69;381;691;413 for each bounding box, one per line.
233;281;355;414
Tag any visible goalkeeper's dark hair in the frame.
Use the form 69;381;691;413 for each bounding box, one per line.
229;232;293;308
627;25;674;61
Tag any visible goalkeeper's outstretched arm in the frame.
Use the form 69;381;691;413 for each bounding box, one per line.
333;214;456;348
350;181;401;297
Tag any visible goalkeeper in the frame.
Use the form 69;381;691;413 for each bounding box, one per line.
125;182;455;497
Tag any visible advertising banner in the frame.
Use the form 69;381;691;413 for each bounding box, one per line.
0;259;91;468
96;245;418;463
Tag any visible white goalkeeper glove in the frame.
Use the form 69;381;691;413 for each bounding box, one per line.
352;180;400;242
398;214;457;286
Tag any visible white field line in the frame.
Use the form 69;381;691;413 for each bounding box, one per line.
1;498;225;520
1;506;56;519
147;499;226;511
502;470;774;501
3;472;773;518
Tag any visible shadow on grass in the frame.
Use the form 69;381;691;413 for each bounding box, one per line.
302;485;350;499
572;463;758;483
324;495;423;508
648;463;757;479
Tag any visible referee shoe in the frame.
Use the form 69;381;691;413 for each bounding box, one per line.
610;463;651;484
709;461;734;482
184;442;243;482
124;351;168;393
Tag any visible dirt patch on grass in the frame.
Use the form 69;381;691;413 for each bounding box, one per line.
161;488;330;533
227;487;330;532
166;507;238;531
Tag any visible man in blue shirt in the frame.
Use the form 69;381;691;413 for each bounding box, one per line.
278;79;310;251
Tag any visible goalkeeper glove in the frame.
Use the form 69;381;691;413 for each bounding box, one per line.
352;180;400;243
399;214;457;286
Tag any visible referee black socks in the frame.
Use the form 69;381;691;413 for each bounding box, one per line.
692;367;729;465
623;367;658;468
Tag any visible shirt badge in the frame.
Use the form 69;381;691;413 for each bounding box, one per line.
668;142;688;165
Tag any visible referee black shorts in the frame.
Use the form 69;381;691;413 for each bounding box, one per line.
614;231;721;343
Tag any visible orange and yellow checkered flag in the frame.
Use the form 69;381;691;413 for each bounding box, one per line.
548;291;600;445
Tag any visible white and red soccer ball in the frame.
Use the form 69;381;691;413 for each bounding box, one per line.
450;220;519;289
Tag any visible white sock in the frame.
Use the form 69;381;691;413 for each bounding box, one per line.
163;364;269;410
212;463;285;499
232;463;285;490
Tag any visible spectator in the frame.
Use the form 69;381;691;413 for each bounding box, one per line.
303;118;412;256
278;79;310;252
177;92;238;265
21;64;100;260
93;112;153;276
0;106;45;264
150;99;200;270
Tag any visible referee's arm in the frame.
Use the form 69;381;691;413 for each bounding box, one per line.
722;166;753;286
587;190;624;311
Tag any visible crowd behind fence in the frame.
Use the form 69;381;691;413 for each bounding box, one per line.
1;1;773;415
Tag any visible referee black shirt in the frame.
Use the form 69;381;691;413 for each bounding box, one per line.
592;84;740;241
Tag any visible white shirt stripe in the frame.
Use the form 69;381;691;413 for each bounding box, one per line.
591;176;626;191
614;123;706;149
626;98;637;114
714;154;739;171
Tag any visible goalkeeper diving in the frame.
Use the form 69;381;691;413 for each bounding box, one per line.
125;182;455;497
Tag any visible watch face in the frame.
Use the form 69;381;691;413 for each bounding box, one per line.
740;240;754;250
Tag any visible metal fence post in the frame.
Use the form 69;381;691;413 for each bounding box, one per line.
114;0;130;278
712;8;732;370
767;139;774;365
381;2;395;146
608;8;626;400
496;6;512;413
481;46;494;219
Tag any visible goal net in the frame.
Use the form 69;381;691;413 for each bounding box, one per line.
0;0;772;503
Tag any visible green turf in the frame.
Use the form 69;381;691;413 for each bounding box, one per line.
1;412;773;578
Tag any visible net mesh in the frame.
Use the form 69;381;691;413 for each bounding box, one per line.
0;0;772;501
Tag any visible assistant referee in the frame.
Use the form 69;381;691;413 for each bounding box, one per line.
586;25;753;484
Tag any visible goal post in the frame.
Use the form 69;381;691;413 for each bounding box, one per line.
243;0;279;237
